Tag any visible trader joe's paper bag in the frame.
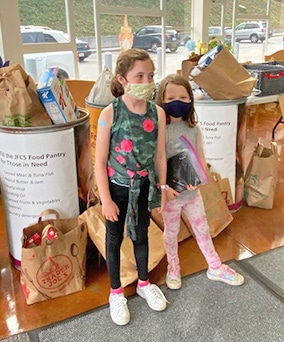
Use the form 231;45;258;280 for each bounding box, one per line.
21;210;87;304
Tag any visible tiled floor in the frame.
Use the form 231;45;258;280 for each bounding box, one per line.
1;101;284;339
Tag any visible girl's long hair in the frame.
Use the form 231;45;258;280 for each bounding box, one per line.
156;74;197;127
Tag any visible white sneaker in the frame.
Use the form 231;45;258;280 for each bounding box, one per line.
109;293;130;325
136;283;168;311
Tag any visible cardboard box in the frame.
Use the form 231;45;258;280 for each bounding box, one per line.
37;67;78;124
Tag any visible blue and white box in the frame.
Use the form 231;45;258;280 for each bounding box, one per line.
37;67;78;124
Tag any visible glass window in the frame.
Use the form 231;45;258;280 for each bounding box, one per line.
101;0;160;9
16;0;284;79
21;31;43;43
19;0;68;33
43;34;59;43
236;0;268;16
18;0;77;82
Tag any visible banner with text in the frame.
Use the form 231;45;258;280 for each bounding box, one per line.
0;129;79;267
195;103;238;202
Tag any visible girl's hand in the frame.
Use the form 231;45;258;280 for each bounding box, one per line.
102;200;120;222
166;187;180;201
186;184;198;191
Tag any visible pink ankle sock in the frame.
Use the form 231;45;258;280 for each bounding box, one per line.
138;279;149;288
110;287;124;295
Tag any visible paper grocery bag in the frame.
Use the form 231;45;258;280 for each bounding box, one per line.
151;207;192;242
198;181;233;237
0;64;52;127
211;172;234;206
151;181;232;240
21;209;87;305
183;47;257;100
180;181;233;238
244;141;278;209
81;204;166;287
181;54;202;80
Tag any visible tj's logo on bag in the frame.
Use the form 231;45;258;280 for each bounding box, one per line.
37;255;73;290
247;174;259;187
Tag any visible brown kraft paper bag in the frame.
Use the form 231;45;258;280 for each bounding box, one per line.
182;181;234;238
151;207;192;242
152;177;233;240
0;64;52;127
80;204;166;287
21;209;87;305
182;47;257;100
244;141;278;209
211;172;234;206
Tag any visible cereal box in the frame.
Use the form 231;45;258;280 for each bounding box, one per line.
37;67;79;124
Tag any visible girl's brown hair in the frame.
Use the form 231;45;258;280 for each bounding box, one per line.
110;48;155;97
156;74;197;127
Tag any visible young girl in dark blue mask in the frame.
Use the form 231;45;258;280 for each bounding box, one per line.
156;74;244;290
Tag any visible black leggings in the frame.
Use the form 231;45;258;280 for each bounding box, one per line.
106;180;151;289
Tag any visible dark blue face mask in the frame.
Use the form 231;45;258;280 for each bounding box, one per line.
163;100;192;118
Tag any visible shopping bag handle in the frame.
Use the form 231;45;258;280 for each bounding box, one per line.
211;172;222;182
38;209;60;223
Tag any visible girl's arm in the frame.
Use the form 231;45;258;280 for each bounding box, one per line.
155;105;167;212
95;104;119;221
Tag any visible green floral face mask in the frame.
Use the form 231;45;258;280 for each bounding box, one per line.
125;82;156;100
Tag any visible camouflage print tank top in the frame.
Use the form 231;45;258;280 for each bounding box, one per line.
107;97;161;240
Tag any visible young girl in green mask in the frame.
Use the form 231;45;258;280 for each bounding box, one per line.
95;49;168;326
156;74;244;290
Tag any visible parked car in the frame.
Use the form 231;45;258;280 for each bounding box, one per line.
21;27;76;81
226;21;272;43
132;25;180;53
208;26;232;45
21;26;92;61
74;38;92;61
63;33;92;62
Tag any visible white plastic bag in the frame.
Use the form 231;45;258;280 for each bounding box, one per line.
87;68;115;106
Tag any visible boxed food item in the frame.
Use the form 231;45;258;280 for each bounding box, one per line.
37;67;79;124
243;62;284;97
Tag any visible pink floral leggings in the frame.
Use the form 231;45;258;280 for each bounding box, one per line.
162;191;221;271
